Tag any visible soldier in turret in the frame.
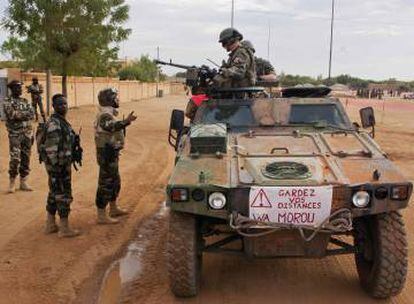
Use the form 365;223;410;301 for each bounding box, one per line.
3;80;35;193
94;88;137;225
241;40;278;83
213;28;256;88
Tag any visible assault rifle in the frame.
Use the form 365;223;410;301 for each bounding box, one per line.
154;59;217;94
72;127;83;171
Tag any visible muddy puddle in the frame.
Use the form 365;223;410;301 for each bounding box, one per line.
97;203;168;304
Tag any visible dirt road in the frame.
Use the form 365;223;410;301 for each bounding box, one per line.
0;96;181;304
0;96;413;304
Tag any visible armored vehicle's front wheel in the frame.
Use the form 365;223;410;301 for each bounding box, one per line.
354;211;408;299
167;210;202;297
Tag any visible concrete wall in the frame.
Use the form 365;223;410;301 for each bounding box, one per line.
18;72;184;108
0;69;184;112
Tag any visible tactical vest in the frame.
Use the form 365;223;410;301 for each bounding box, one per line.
94;112;125;150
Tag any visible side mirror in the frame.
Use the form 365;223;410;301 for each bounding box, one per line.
360;107;376;138
168;109;185;150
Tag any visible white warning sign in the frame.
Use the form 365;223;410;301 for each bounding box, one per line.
249;186;333;227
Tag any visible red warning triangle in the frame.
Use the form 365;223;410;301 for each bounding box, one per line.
251;189;272;208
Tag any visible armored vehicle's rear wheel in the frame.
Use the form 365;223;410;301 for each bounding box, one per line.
167;210;202;297
353;211;407;299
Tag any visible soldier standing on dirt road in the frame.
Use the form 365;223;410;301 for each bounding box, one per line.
3;80;35;193
42;94;81;237
213;28;256;88
94;88;137;225
27;77;46;122
241;40;278;83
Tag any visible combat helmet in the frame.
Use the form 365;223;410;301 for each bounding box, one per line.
98;88;119;108
219;28;243;45
241;40;255;53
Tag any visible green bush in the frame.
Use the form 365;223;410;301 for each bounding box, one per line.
118;55;164;82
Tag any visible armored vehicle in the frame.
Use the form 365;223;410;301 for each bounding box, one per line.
164;76;412;299
165;87;412;298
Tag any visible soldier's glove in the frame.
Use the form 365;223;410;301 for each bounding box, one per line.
221;60;229;68
213;74;227;87
220;68;231;78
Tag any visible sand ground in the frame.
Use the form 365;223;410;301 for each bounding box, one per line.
0;95;413;304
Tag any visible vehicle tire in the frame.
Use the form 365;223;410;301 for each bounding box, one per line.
167;210;202;297
354;211;408;299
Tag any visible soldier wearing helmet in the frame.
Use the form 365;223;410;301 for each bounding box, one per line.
213;28;256;88
3;80;35;193
241;40;278;83
94;88;137;225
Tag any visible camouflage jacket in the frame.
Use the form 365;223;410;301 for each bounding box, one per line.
44;114;76;167
94;107;129;150
27;84;44;96
255;57;276;78
220;45;256;87
3;96;35;134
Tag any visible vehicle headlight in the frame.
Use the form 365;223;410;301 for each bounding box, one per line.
391;185;409;200
352;191;370;208
208;192;227;210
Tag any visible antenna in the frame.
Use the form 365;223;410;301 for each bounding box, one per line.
328;0;335;80
206;58;220;68
267;22;271;61
231;0;235;27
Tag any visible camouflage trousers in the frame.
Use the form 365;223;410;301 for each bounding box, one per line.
45;164;73;218
8;131;32;179
95;149;121;209
32;97;45;122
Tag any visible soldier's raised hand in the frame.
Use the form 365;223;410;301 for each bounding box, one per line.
126;111;137;123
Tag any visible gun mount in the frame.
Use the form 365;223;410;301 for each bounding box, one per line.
154;59;217;94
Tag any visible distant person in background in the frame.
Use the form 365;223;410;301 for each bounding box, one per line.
241;40;278;83
27;77;45;122
3;80;35;193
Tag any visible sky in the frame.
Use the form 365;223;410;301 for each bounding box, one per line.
1;0;413;80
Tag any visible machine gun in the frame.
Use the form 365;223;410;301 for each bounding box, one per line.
154;59;217;94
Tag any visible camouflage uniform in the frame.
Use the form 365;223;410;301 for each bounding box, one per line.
217;45;256;88
43;113;76;218
3;96;35;179
94;107;129;209
255;57;276;79
27;83;45;121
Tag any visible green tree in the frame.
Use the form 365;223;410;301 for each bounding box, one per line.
2;0;131;96
118;55;165;82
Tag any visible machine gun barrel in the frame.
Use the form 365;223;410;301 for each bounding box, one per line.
154;59;197;70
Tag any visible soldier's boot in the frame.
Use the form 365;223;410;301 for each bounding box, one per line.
20;177;33;191
109;201;129;217
44;213;59;234
8;178;16;193
97;208;119;225
58;218;81;238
